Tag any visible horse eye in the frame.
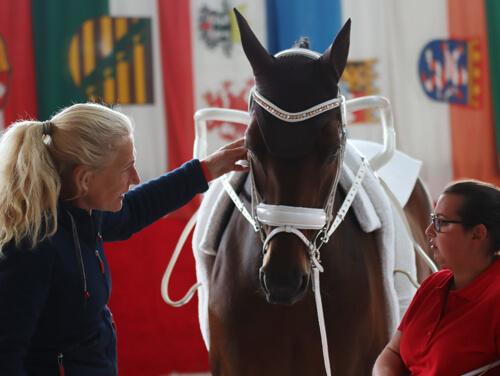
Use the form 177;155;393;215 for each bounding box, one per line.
327;147;341;164
248;149;262;166
249;149;257;161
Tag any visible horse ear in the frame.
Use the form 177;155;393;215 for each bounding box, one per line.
319;18;351;83
234;8;274;75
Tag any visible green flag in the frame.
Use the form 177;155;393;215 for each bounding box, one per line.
31;0;108;120
485;0;500;171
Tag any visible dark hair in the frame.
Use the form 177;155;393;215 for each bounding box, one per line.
443;179;500;258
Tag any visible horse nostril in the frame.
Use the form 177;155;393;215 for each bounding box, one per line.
259;268;270;295
299;274;309;294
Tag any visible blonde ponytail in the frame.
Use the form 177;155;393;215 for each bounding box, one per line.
0;121;60;255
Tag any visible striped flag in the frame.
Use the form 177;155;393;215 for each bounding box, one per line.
0;36;11;112
446;0;499;185
68;16;155;105
0;0;37;129
158;0;266;217
30;0;167;183
266;0;342;54
486;0;500;169
339;0;394;147
107;0;168;186
383;0;453;198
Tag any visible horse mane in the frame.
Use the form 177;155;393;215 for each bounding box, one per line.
292;37;310;49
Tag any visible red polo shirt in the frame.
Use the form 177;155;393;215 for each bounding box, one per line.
399;259;500;375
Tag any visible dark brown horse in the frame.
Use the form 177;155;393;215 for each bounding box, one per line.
198;9;436;375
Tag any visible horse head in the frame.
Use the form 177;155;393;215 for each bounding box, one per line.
234;9;351;305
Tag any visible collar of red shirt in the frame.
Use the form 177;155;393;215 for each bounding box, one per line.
435;259;500;303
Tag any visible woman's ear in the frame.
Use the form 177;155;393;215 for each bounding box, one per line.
471;223;488;245
73;165;91;195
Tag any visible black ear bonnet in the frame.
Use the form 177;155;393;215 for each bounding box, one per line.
234;8;351;157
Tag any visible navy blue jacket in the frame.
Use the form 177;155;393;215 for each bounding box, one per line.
0;160;208;376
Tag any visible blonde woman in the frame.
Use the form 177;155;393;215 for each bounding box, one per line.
0;102;248;376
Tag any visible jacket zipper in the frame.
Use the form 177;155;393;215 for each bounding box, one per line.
58;353;64;376
95;231;110;297
95;250;105;274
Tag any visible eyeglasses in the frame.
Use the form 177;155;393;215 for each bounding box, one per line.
430;214;463;232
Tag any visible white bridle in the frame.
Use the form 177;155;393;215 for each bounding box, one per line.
209;48;371;376
247;78;348;257
242;49;370;271
229;82;368;376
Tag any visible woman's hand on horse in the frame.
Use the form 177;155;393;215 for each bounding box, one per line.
203;138;249;180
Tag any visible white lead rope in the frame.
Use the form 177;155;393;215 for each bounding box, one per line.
309;160;368;376
312;267;331;376
161;210;201;307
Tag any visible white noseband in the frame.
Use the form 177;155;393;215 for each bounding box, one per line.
257;203;328;271
256;204;327;230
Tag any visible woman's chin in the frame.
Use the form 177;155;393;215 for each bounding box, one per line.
107;200;124;212
432;254;445;268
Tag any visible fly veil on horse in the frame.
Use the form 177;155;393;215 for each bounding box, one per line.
164;9;437;376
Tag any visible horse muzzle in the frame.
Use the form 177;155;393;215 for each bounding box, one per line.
259;262;309;305
256;204;326;304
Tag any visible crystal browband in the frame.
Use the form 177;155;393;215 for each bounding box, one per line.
252;89;341;123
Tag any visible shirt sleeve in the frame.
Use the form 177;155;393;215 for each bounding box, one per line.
100;159;209;241
0;244;53;376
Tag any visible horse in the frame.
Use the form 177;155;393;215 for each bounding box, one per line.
190;9;437;376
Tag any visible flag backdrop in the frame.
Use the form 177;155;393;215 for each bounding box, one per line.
1;0;500;374
0;0;37;128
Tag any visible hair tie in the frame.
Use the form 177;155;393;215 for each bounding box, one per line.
42;121;52;136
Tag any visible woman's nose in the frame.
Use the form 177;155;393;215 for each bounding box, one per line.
425;222;435;237
130;167;140;185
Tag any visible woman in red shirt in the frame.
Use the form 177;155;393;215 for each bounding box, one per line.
373;179;500;376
